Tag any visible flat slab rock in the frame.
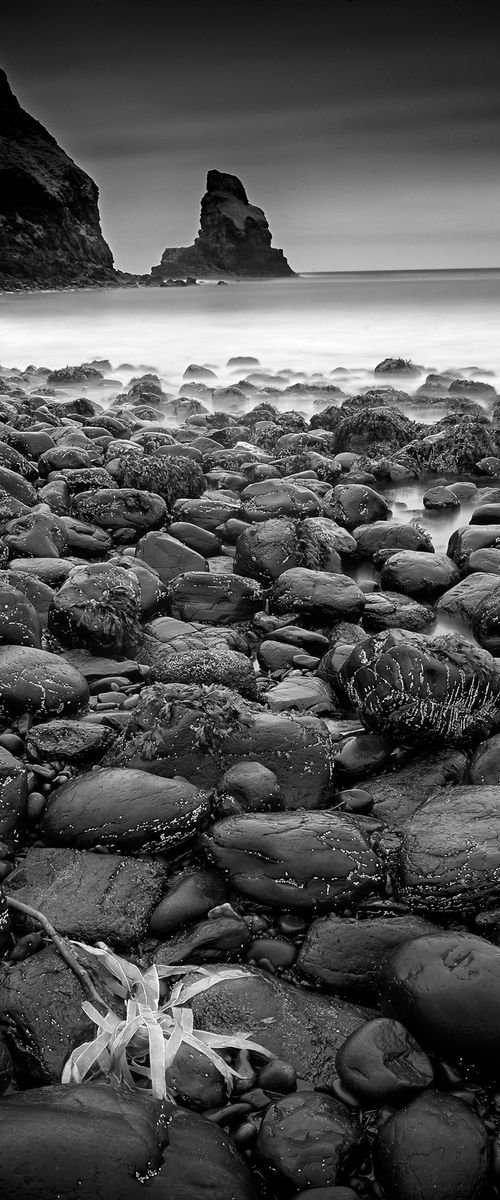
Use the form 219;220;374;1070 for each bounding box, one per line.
187;964;375;1087
7;847;170;946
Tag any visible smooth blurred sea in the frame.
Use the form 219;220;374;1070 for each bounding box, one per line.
0;269;499;390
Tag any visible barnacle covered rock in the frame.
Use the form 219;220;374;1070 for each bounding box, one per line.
48;563;142;654
340;629;500;746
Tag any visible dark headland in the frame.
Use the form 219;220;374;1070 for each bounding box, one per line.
0;69;294;290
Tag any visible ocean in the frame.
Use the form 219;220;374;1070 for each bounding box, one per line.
0;269;499;393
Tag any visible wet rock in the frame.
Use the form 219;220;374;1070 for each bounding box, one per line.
8;555;81;587
374;1091;489;1200
472;585;500;654
71;487;167;531
0;645;89;719
234;517;301;582
436;572;500;627
0;570;54;628
470;732;500;784
270;568;365;621
380;550;459;601
247;937;296;969
467;546;500;574
397;785;500;913
336;1018;433;1104
6;846;169;945
217;762;282;811
103;683;334;810
136;530;206;584
368;746;468;827
189;963;373;1087
362;590;434;632
168;572;263;623
143;616;246;656
173;494;241;532
374;358;423;377
0;1081;257;1200
265;676;335;715
331;484;390;530
378;931;500;1070
332;732;392;779
169;521;221;557
256;1091;362;1192
149;866;227;937
4;509;68;558
0;947;99;1085
353;520;433;559
241;479;322;522
0;746;29;839
0;465;37;507
423;484;461;510
0;582;41;647
48;563;142;654
156;913;250;964
39;767;210;853
26;718;115;765
448;523;500;568
298;914;436;1000
111;554;168;618
341;629;500;746
201;810;383;910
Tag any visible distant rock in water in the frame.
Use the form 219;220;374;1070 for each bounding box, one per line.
151;170;295;281
0;69;116;290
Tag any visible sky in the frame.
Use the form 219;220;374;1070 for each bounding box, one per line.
1;0;498;272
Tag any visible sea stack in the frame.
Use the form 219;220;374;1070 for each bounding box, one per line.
151;169;295;281
0;69;116;290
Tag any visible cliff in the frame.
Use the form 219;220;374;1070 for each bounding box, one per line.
0;69;116;290
151;170;295;280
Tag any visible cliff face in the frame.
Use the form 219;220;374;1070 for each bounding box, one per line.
0;69;115;290
151;170;295;280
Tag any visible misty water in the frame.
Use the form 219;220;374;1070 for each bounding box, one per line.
1;268;499;644
1;269;499;390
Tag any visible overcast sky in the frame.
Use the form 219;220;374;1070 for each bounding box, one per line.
1;0;498;272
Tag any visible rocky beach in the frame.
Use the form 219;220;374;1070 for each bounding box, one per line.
0;346;500;1199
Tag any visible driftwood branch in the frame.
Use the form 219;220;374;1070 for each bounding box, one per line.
5;895;107;1009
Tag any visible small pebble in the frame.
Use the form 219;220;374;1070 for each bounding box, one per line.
278;913;308;937
0;732;25;755
231;1120;258;1150
246;937;296;969
122;694;140;710
257;1059;297;1094
27;792;47;821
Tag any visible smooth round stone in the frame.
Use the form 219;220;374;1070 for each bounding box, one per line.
333;733;391;779
168;521;221;557
374;1091;489;1200
379;932;500;1071
336;1018;433;1104
278;913;308;936
331;483;390;530
423;486;460;510
148;867;227;937
270;568;365;621
246;938;296;969
257;1059;297;1094
0;584;41;648
256;1091;361;1192
0;646;89;719
380;551;460;602
218;762;281;811
334;788;373;814
470;503;500;524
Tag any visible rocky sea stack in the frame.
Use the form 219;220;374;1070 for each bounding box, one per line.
0;69;116;290
151;170;295;281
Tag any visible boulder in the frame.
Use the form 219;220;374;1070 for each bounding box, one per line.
340;630;500;746
48;563;142;654
201;810;383;910
380;550;460;602
397;785;500;913
71;488;167;531
136;530;207;584
256;1091;362;1192
168;572;263;623
353;520;433;559
298;914;436;1000
331;484;390;530
374;1091;489;1200
103;683;333;811
39;768;210;853
270;567;365;621
0;645;89;719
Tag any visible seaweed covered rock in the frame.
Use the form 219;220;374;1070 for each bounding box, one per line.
398;418;498;475
48;563;142;654
38;767;210;852
340;629;500;746
201;810;383;910
374;1091;489;1200
333;407;416;454
109;452;205;509
71;488;167;531
103;683;333;810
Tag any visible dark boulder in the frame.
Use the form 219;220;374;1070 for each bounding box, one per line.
331;483;391;530
39;767;210;853
256;1091;362;1192
270;567;365;621
298;914;436;1000
109;452;205;508
168;572;263;623
71;488;167;531
0;645;89;719
380;550;459;602
336;1018;433;1104
341;629;500;746
374;1091;488;1200
201;810;383;910
48;563;142;654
